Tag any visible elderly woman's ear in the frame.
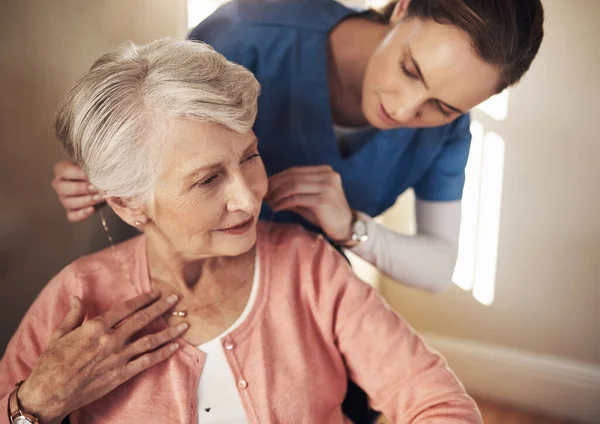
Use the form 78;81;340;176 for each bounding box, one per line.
105;196;148;229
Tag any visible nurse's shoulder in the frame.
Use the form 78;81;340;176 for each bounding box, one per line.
189;0;355;43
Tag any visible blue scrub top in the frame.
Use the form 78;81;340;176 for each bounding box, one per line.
189;0;471;224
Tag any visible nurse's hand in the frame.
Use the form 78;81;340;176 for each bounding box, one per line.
266;165;354;241
51;160;105;222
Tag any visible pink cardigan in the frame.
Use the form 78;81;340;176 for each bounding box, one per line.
1;222;481;423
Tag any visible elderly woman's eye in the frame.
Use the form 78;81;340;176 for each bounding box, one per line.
243;153;260;163
198;174;219;187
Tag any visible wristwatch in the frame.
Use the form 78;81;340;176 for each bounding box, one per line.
337;210;369;248
7;381;39;424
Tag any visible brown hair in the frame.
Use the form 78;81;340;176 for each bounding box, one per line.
365;0;544;91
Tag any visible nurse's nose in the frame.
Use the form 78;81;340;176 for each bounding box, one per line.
392;107;418;123
391;87;425;123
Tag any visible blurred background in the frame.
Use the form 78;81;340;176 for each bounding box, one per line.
0;1;598;423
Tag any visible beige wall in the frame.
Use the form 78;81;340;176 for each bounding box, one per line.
381;0;600;365
0;0;186;353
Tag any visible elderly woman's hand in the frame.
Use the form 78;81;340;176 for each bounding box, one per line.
51;160;105;222
17;292;187;424
266;165;354;242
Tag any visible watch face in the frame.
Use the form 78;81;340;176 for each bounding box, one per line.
352;219;368;241
13;417;34;424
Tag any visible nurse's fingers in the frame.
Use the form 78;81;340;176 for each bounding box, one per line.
52;178;97;197
270;194;320;213
268;168;340;193
268;165;334;183
266;179;326;204
280;165;334;175
61;194;106;211
66;207;96;222
53;160;90;181
271;192;353;241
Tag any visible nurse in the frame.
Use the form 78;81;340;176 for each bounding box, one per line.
52;0;544;293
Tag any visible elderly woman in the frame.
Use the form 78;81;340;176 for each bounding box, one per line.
1;39;480;424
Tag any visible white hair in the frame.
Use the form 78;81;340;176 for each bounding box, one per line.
55;38;260;206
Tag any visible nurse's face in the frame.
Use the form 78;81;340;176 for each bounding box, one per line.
362;14;500;129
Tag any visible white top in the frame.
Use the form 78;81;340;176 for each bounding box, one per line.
196;254;260;423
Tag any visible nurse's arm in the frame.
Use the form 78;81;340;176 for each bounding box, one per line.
349;199;460;292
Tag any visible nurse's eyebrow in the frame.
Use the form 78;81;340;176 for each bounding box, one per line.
408;47;429;90
408;47;464;114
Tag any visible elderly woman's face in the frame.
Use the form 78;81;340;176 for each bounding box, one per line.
147;118;267;258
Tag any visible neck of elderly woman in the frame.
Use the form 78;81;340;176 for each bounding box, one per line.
143;226;255;298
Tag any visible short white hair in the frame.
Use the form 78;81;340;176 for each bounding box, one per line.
55;38;260;205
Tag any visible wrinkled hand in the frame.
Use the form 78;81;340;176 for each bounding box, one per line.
18;292;188;424
266;165;353;241
51;160;104;222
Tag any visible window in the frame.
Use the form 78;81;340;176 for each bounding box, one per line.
187;0;227;29
453;92;508;305
365;0;391;7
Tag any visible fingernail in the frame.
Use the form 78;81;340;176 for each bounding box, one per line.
177;323;188;331
170;343;179;351
88;184;98;193
93;194;104;201
166;294;178;304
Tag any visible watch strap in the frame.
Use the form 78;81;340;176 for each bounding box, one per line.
8;381;39;423
333;210;367;248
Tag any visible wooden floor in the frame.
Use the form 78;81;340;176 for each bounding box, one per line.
376;397;580;424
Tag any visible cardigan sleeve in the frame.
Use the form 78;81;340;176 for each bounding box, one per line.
310;236;482;423
1;264;81;423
